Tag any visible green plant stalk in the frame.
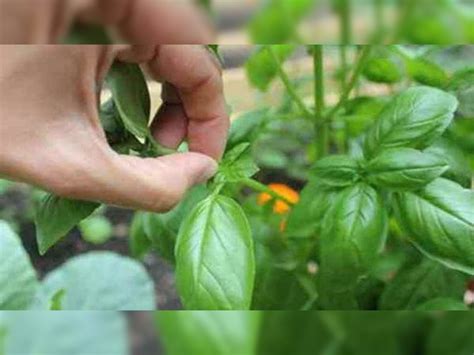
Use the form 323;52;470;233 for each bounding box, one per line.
268;46;314;120
373;0;384;42
339;45;348;89
339;0;352;45
313;45;328;159
324;45;372;123
241;178;296;206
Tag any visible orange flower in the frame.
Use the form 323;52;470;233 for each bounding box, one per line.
257;183;300;215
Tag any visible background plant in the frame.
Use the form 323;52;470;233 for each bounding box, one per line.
0;44;473;311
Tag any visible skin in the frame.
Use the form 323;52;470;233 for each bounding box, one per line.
0;1;229;212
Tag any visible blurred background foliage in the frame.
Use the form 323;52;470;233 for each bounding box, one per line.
1;311;473;355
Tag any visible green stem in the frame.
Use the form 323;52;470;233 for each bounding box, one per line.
313;45;328;159
373;0;384;42
242;178;296;206
268;46;314;120
323;45;372;124
339;45;348;89
339;0;352;45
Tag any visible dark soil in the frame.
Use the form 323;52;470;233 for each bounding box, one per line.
0;184;181;310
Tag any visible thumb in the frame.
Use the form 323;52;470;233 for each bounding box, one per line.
77;152;217;212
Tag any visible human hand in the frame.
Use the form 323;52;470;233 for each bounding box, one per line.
0;45;228;212
0;0;213;44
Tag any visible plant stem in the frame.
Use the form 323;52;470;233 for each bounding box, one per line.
313;45;328;159
268;46;313;120
339;45;348;89
242;178;296;206
339;0;352;45
323;45;372;124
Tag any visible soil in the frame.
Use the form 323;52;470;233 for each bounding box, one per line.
0;185;181;310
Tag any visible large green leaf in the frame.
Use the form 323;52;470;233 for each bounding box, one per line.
366;148;448;190
286;180;336;238
245;45;295;91
0;222;38;310
1;312;127;355
311;155;361;187
394;178;474;275
248;0;316;43
426;313;474;355
379;257;466;310
425;137;472;187
31;252;155;310
448;67;474;117
175;195;255;310
156;311;261;355
317;183;388;310
364;86;458;158
35;194;100;255
106;61;151;138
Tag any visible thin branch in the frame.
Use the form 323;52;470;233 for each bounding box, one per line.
323;45;372;124
242;178;296;206
268;46;314;120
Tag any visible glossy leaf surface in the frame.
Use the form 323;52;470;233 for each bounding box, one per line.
175;195;255;310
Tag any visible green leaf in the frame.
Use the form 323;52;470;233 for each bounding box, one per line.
379;257;466;310
317;183;388;310
227;109;268;149
257;312;335;355
35;194;100;255
365;148;448;190
364;86;458;158
407;57;449;88
106;61;151;138
78;215;113;245
2;312;128;355
129;212;152;259
426;313;474;355
215;143;259;184
245;45;295;91
286;180;336;238
394;178;474;275
156;311;261;355
0;221;38;310
31;252;155;310
143;185;209;263
311;155;361;187
425;137;472;187
175;195;255;310
448;67;474;117
362;57;403;84
251;244;314;310
341;313;403;355
49;289;66;310
416;297;468;311
248;0;315;43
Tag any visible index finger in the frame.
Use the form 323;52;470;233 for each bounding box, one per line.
148;45;229;160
